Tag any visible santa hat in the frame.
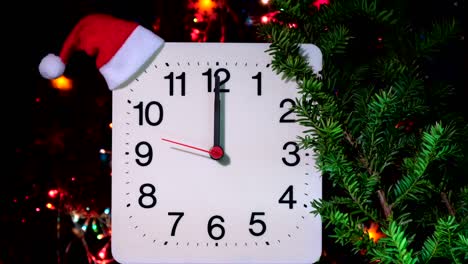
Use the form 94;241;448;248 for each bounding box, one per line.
38;13;164;90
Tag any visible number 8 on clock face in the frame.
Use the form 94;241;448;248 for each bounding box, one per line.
111;43;323;263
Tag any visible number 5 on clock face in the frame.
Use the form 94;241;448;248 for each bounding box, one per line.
111;43;323;264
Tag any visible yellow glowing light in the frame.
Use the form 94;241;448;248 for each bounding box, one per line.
198;0;216;13
193;17;198;23
46;203;55;209
365;222;386;243
109;123;113;129
261;0;270;5
51;76;73;91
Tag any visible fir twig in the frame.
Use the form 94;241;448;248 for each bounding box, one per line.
441;192;456;216
377;190;392;219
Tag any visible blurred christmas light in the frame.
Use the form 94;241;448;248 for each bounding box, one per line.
46;202;55;209
36;207;41;212
261;15;269;23
245;16;253;26
48;189;59;198
104;208;110;214
193;17;198;23
108;123;112;129
35;97;41;103
364;222;386;243
98;249;106;259
72;213;80;223
51;76;73;91
198;0;216;13
261;0;270;5
313;0;329;9
191;28;201;41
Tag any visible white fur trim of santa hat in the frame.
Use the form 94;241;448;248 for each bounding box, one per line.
100;26;164;90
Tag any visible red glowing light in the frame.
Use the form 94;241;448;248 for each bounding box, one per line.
98;248;107;259
48;189;59;198
35;207;41;212
313;0;329;9
261;16;269;23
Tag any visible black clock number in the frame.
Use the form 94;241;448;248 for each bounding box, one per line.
164;72;186;96
134;101;163;126
252;72;262;95
207;215;225;240
135;141;153;166
203;68;230;92
138;183;157;208
168;212;184;236
282;141;300;166
279;185;297;209
249;212;266;236
279;98;296;123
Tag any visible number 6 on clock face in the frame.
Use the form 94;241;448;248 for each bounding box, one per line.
111;43;323;264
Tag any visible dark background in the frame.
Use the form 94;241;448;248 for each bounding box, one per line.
3;1;276;263
2;0;466;263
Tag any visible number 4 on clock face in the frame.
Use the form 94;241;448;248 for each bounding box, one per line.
111;43;323;264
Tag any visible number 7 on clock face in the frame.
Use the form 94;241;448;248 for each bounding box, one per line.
111;42;323;264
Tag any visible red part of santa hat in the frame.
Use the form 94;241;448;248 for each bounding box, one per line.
39;13;164;90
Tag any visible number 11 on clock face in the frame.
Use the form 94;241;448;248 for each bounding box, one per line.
111;43;323;264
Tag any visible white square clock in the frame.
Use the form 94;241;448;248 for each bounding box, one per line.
111;42;323;264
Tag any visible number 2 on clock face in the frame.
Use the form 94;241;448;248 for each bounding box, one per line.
111;43;323;263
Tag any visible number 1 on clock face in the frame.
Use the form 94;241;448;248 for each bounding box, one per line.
111;43;322;264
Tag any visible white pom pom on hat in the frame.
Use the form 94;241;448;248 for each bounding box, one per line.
39;54;65;79
38;13;165;90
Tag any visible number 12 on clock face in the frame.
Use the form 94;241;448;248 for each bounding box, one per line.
111;43;323;264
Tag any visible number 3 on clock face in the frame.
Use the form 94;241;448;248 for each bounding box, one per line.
111;43;323;264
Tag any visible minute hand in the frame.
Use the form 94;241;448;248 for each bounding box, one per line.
213;75;221;147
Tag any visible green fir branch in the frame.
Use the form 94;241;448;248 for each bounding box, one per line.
418;216;462;263
259;0;466;262
371;221;417;264
357;88;401;174
317;25;351;56
391;122;459;207
416;18;458;56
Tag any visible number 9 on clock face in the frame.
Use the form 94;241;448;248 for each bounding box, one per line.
111;43;323;263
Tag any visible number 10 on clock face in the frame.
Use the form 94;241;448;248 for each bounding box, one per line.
111;43;323;263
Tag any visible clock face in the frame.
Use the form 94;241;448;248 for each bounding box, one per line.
111;43;322;263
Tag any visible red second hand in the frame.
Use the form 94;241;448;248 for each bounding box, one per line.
161;138;211;153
